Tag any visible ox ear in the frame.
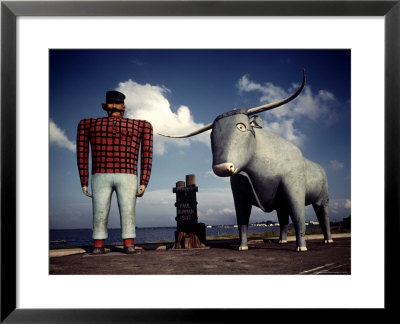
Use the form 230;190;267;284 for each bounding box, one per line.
249;115;263;129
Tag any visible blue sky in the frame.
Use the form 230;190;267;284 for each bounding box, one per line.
49;49;350;229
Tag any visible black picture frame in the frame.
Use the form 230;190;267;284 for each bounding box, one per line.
1;0;398;322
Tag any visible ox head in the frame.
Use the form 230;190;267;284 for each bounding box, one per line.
159;70;306;177
210;110;264;176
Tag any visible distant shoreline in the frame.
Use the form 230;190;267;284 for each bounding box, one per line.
49;222;346;231
50;228;351;250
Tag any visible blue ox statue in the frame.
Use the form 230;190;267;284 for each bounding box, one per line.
160;71;332;251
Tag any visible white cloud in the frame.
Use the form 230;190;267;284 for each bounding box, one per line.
329;198;351;217
237;75;340;147
204;208;235;216
135;188;237;226
116;79;210;155
264;118;307;148
135;188;351;226
238;75;338;122
49;119;76;153
328;160;344;171
136;189;175;207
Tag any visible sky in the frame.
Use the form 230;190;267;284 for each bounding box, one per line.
49;49;351;229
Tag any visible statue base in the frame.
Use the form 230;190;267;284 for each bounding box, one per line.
172;222;206;249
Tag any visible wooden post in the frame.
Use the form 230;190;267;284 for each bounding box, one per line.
172;174;206;249
186;174;196;187
176;181;185;188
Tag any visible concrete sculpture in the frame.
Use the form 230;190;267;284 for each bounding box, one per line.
160;71;332;251
77;90;153;254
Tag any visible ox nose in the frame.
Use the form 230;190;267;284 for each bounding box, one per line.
212;162;236;177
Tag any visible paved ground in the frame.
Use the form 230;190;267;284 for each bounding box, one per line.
49;233;350;275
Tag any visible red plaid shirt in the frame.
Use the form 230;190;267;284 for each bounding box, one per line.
77;117;153;187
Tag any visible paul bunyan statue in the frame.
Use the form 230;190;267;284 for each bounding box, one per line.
77;90;153;254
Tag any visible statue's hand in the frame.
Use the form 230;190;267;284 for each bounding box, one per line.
82;186;93;198
137;185;146;197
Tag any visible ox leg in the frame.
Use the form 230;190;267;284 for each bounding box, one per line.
313;202;333;243
287;187;307;251
231;174;253;251
289;206;307;251
277;208;289;244
283;180;307;251
235;201;252;251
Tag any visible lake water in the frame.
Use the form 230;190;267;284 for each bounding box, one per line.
49;225;286;248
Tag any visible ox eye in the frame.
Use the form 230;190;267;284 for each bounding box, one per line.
236;123;246;132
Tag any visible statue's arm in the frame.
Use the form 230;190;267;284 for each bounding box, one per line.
138;121;153;197
77;119;92;198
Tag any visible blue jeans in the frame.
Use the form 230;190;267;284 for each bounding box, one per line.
91;173;138;240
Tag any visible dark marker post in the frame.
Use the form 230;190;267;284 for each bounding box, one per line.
172;174;206;249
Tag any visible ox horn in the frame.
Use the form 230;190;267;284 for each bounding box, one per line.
246;69;306;116
157;122;213;138
158;70;305;138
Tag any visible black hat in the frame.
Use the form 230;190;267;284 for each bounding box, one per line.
105;90;125;104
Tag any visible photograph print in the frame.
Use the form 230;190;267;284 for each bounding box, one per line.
49;49;350;275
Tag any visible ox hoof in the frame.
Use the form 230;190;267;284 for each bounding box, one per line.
238;246;248;251
324;239;334;244
296;246;308;252
278;240;287;244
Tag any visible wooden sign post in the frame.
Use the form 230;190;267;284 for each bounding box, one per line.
172;174;206;249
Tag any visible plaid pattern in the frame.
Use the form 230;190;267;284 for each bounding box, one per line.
77;117;153;187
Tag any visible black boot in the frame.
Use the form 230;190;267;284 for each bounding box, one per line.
124;246;136;254
91;247;105;255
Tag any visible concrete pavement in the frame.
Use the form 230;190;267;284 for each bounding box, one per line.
49;233;351;275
